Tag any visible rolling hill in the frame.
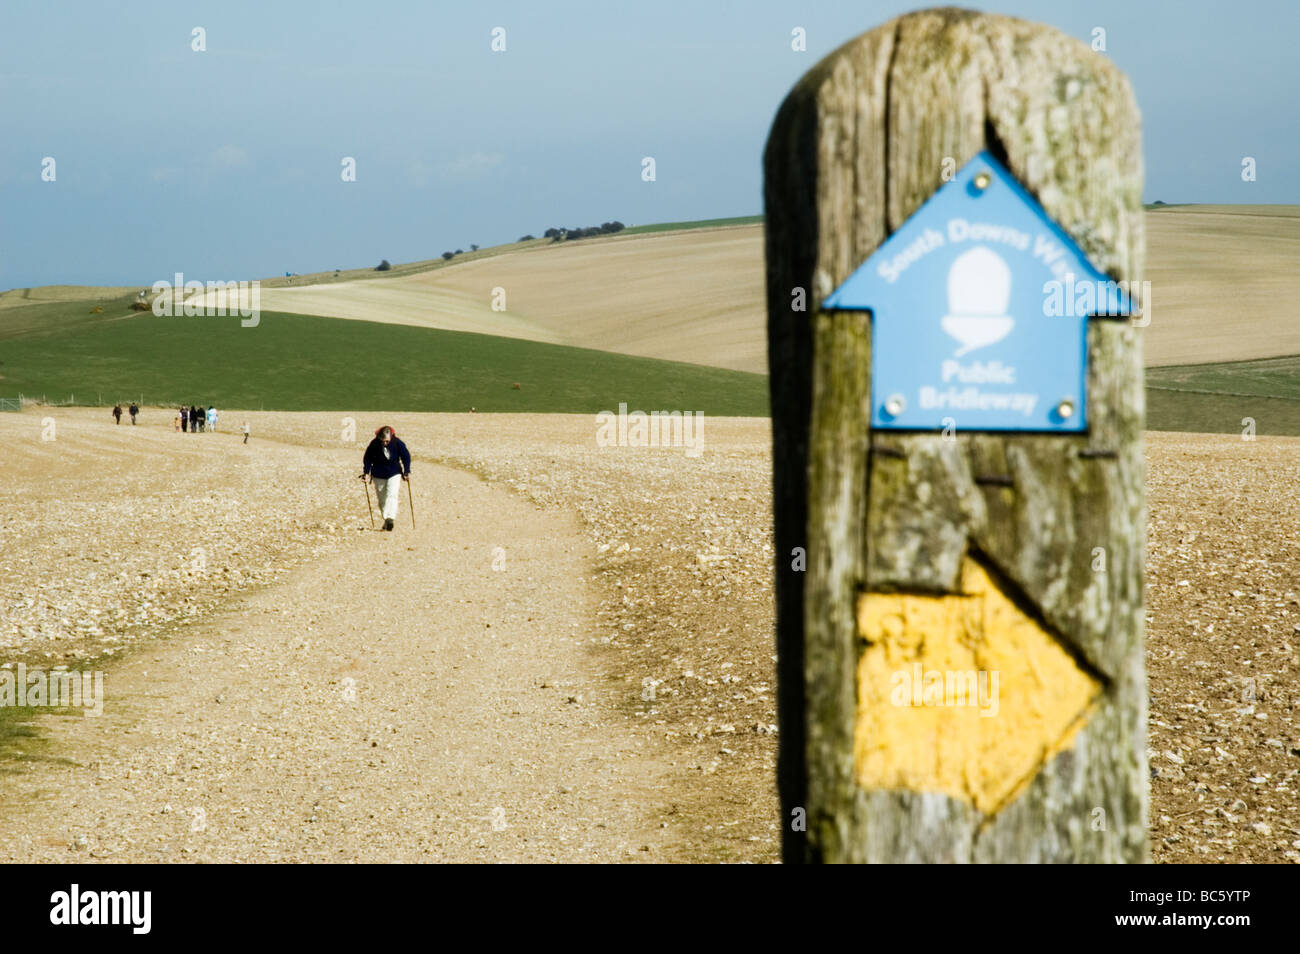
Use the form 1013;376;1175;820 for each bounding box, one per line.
184;224;768;374
175;205;1300;376
0;297;767;415
5;207;1300;432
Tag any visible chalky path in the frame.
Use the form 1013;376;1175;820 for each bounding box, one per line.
0;415;677;862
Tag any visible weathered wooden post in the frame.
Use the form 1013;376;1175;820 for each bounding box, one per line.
766;8;1147;862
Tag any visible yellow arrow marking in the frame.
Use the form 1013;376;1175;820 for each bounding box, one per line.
854;557;1101;814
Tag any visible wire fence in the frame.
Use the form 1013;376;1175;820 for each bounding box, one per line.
1;395;257;412
1;394;83;409
0;394;157;409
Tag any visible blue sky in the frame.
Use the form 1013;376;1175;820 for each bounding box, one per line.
1;0;1295;289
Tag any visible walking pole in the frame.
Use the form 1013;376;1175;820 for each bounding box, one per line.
361;476;375;530
405;473;416;529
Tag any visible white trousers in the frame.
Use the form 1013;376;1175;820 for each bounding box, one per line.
373;476;403;520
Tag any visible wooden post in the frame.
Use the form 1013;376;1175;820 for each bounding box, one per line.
765;8;1147;863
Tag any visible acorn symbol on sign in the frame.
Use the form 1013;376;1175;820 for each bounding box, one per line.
941;245;1016;356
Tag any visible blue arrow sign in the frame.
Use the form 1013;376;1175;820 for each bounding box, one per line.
823;150;1133;432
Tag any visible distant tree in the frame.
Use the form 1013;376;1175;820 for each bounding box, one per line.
375;260;391;271
455;249;464;255
470;244;479;251
1151;200;1166;206
442;251;454;261
519;234;535;242
539;221;625;243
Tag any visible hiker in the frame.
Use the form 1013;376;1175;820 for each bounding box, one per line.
360;425;411;531
129;402;139;425
192;405;203;433
242;421;250;444
180;406;188;432
207;406;217;433
173;410;181;432
112;404;122;424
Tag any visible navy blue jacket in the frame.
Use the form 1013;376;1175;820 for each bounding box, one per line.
363;436;411;479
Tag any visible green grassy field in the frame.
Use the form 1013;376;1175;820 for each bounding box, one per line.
1146;357;1300;435
0;298;769;415
621;215;763;235
1147;356;1300;399
9;292;1300;433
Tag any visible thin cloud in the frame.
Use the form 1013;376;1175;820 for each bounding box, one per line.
438;152;505;181
210;144;250;168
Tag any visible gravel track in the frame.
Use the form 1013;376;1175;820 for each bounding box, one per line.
0;410;686;862
3;410;1296;863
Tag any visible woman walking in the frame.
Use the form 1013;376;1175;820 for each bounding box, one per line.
359;425;411;531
